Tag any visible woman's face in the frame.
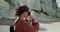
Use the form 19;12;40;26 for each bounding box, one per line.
23;11;29;19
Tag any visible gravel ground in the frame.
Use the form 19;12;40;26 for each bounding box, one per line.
0;22;60;32
39;22;60;32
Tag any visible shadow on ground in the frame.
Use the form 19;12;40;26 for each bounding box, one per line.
39;20;60;24
0;17;15;25
0;17;60;25
39;27;47;32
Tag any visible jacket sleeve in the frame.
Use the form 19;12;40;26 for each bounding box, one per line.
32;19;39;31
26;19;39;31
25;19;39;32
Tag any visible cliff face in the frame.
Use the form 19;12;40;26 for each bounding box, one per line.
0;0;60;20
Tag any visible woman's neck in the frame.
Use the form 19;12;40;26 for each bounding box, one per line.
18;15;27;20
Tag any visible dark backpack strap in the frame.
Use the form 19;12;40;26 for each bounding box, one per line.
10;25;14;32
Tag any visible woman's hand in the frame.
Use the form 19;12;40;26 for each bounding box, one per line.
30;11;35;21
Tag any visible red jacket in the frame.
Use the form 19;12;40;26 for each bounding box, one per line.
14;18;39;32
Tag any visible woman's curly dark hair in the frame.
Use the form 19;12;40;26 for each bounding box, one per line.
15;5;29;16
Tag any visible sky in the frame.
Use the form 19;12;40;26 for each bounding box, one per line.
56;0;60;7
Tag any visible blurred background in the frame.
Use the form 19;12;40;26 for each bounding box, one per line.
0;0;60;32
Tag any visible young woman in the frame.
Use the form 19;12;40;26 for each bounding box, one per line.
14;5;39;32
